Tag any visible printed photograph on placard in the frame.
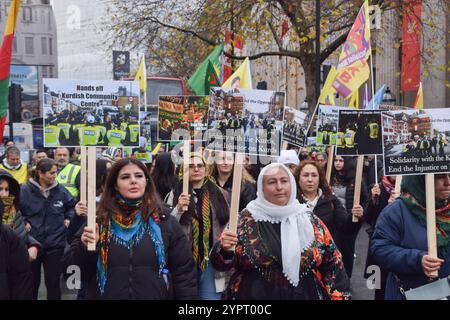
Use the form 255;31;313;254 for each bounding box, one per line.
382;108;450;176
206;87;285;156
316;105;349;146
336;109;383;156
157;95;209;141
43;79;140;147
282;106;307;148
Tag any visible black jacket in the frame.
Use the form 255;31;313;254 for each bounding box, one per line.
218;175;256;212
340;181;369;234
61;208;198;300
19;180;76;253
298;193;349;240
0;220;33;299
0;170;41;250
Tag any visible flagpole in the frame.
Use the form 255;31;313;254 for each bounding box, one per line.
369;41;378;185
303;100;320;148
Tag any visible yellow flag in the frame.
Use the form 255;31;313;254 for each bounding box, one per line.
348;90;359;109
134;55;147;92
318;66;337;105
413;82;423;110
222;57;252;89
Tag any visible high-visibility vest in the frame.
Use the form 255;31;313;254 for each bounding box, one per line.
73;124;85;132
128;124;140;143
135;152;151;162
107;129;126;146
57;123;71;140
57;163;80;198
344;130;356;148
369;123;379;139
95;125;107;143
0;163;28;185
337;132;345;147
317;131;324;145
44;125;61;147
330;132;337;145
78;126;100;146
402;144;408;153
120;122;128;131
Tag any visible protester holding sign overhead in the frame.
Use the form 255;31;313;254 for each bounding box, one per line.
62;158;197;299
371;174;450;300
166;152;229;300
211;163;350;300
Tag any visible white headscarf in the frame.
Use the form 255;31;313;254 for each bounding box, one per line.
246;163;315;287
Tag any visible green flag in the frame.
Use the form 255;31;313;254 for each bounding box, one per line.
188;43;223;95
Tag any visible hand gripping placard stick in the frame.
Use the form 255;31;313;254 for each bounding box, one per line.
425;174;438;277
352;155;364;223
182;141;190;212
228;153;244;251
325;145;335;184
87;148;97;251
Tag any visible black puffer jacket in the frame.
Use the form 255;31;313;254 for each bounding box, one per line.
218;175;256;212
298;193;349;240
61;207;198;300
0;201;33;300
0;170;41;250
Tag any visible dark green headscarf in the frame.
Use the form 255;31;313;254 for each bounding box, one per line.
399;175;450;257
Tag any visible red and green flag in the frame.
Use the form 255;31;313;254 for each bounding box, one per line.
188;44;223;95
0;0;21;141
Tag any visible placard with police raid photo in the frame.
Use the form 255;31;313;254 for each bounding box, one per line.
283;106;308;148
206;87;285;156
316;105;350;146
43;79;140;147
382;108;450;176
336;109;383;156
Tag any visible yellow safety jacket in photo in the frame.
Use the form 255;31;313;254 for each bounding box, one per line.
45;125;61;147
107;129;126;146
78;126;100;145
128;124;140;143
369;123;379;139
95;125;107;143
344;130;356;148
337;132;345;147
57;123;71;140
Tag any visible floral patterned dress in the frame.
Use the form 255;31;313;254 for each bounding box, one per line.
210;209;351;300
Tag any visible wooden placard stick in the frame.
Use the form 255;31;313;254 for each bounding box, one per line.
80;147;87;204
352;155;364;223
325;145;334;184
228;153;244;250
425;173;438;277
182;140;190;211
394;175;402;198
87;148;97;251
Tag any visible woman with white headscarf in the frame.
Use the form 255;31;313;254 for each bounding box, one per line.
210;163;350;300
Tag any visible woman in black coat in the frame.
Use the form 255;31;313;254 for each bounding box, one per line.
208;151;256;212
0;201;33;300
150;152;178;201
0;170;41;260
329;155;369;278
294;160;351;241
62;158;197;300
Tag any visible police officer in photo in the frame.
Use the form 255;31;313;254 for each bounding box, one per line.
366;116;381;154
344;123;357;155
75;116;101;146
106;123;126;146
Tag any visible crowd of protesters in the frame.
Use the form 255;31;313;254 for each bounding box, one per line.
0;138;449;301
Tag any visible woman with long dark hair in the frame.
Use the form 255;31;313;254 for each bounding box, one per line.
151;152;178;201
294;161;350;241
20;158;77;300
329;155;368;278
62;158;197;299
167;152;229;300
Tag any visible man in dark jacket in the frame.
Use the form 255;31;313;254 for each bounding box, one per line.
0;200;33;299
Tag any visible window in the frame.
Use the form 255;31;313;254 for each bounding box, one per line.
25;36;34;54
12;37;17;53
48;38;53;55
49;66;54;78
22;7;32;22
41;37;47;55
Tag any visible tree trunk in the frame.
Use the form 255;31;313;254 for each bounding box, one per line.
302;62;318;114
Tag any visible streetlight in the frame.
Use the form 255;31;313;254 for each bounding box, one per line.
382;86;396;105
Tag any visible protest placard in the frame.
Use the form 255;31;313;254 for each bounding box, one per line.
316;105;349;146
158;95;209;141
382;108;450;176
336;109;383;156
206;87;285;156
282;107;307;148
43;79;140;147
